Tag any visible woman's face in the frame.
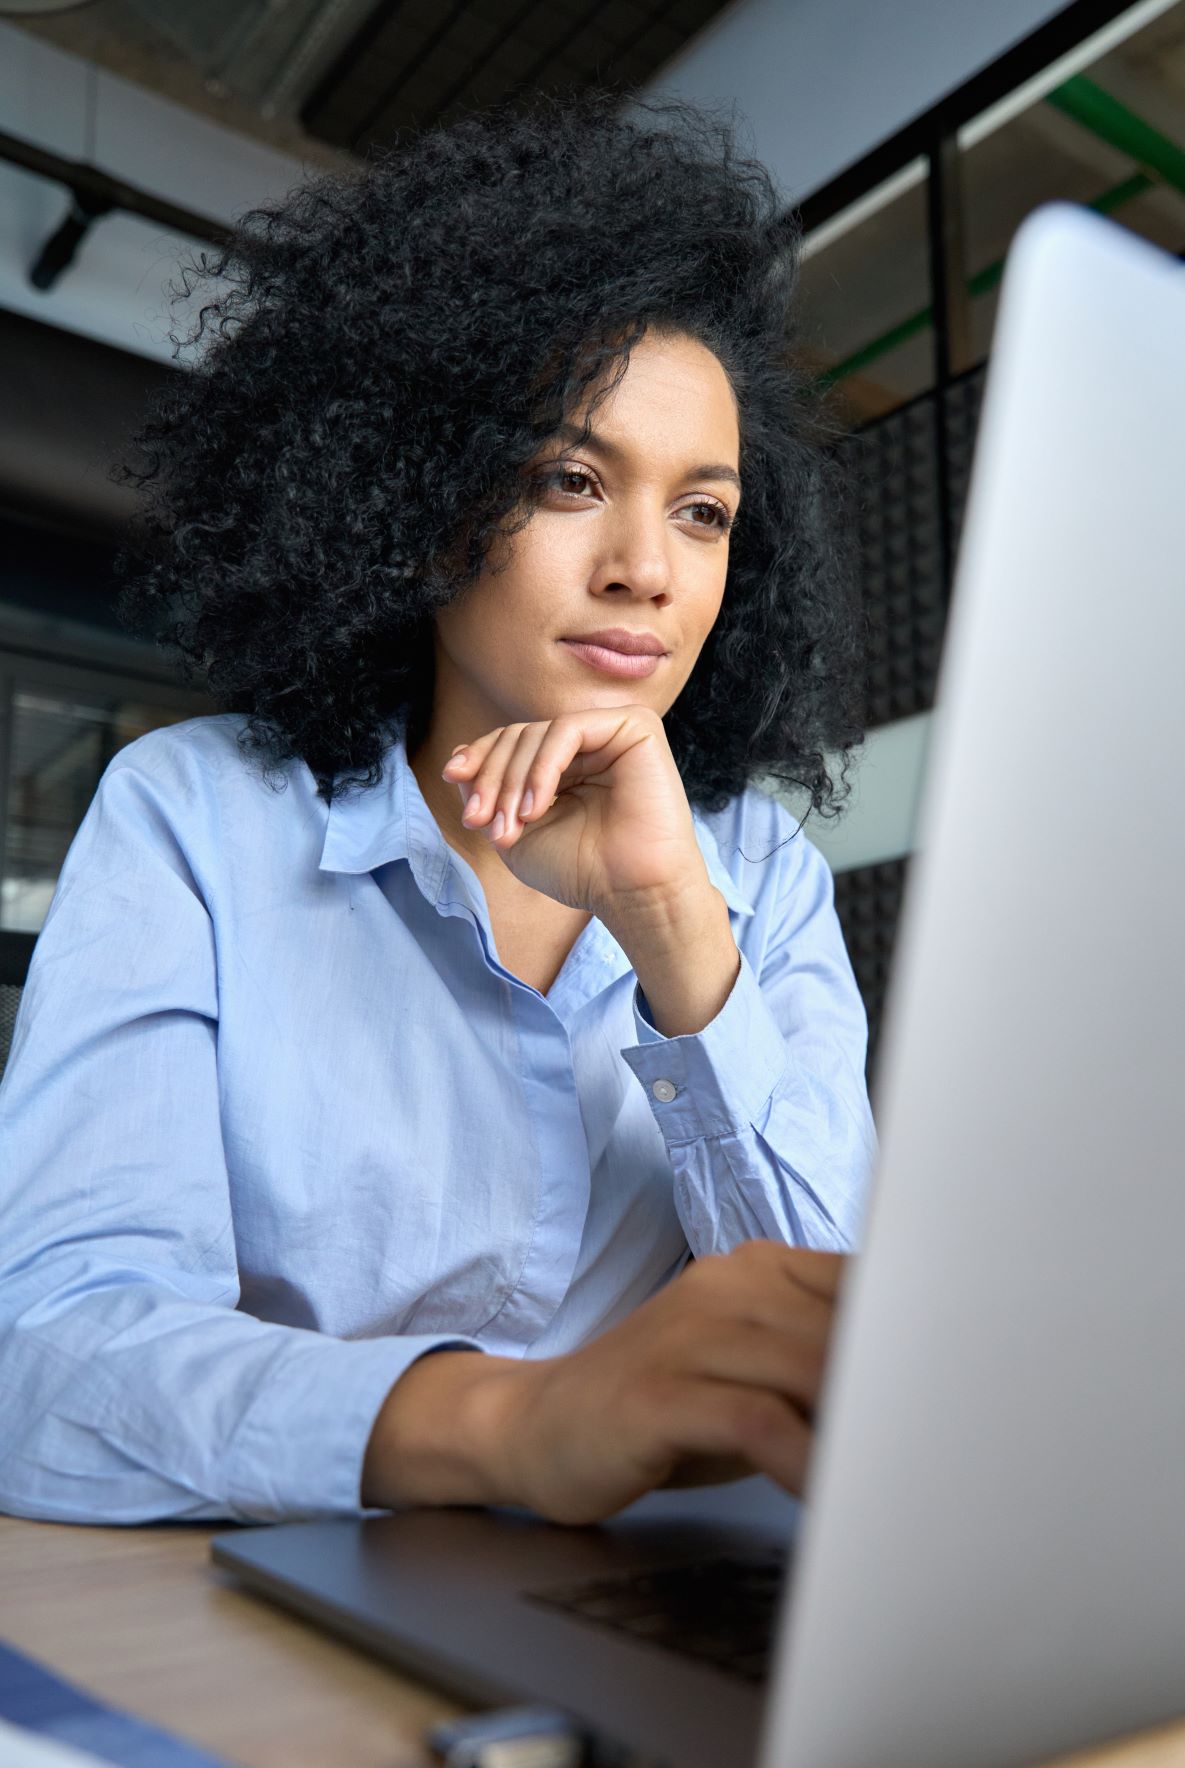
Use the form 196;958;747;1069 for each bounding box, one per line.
429;328;741;738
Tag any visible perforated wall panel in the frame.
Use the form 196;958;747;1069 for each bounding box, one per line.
0;983;19;1084
852;400;945;727
853;361;989;730
832;854;911;1103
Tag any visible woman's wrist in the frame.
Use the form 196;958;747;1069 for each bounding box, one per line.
360;1346;542;1511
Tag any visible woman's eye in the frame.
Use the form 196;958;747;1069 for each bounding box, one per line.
681;501;732;533
542;466;596;497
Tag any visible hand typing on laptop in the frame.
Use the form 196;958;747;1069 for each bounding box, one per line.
361;1239;845;1523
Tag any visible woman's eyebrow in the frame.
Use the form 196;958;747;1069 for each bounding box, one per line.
553;423;742;494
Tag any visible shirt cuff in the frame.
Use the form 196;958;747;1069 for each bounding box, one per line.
620;947;787;1142
222;1331;485;1521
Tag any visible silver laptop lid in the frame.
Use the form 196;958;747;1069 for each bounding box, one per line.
759;204;1185;1768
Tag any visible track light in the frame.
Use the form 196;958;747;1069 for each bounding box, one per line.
28;189;113;290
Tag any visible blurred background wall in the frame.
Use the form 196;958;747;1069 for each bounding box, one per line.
1;0;1183;1102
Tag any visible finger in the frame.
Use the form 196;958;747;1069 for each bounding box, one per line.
516;720;589;823
492;723;554;842
648;1379;814;1498
460;724;525;831
527;705;660;795
440;728;503;784
441;730;505;822
716;1239;849;1308
663;1315;829;1417
687;1244;838;1342
777;1247;850;1305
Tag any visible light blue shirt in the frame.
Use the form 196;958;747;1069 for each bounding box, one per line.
0;711;877;1525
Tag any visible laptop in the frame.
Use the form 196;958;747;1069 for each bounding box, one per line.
210;204;1185;1768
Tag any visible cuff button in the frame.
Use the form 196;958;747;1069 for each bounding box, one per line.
651;1078;678;1102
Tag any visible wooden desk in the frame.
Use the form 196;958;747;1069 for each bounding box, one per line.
2;1514;1185;1768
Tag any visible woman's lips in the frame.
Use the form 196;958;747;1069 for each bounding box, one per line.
559;639;666;679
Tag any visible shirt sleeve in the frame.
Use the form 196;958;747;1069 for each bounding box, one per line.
0;748;482;1527
618;828;878;1257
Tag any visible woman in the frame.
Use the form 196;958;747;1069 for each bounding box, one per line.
0;93;876;1527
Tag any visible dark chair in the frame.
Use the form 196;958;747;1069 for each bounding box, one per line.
0;930;37;1085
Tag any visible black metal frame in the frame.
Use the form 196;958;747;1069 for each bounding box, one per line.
795;0;1136;236
927;136;961;602
795;0;1141;608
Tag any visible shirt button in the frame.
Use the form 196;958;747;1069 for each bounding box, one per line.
651;1078;678;1103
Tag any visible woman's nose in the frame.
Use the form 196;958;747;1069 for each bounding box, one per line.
596;502;674;598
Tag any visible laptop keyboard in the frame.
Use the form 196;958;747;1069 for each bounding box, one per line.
524;1550;784;1683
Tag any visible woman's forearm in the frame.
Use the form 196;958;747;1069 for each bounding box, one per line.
360;1348;532;1510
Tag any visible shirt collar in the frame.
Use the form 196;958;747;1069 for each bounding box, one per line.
318;711;754;917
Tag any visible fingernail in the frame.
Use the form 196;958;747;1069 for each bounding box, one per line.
520;788;534;816
491;811;505;839
464;792;481;820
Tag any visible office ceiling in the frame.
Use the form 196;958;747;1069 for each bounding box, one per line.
301;0;734;153
10;0;735;163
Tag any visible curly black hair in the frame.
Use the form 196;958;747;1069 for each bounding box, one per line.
114;88;867;820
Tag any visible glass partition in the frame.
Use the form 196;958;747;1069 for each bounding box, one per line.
0;662;208;934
